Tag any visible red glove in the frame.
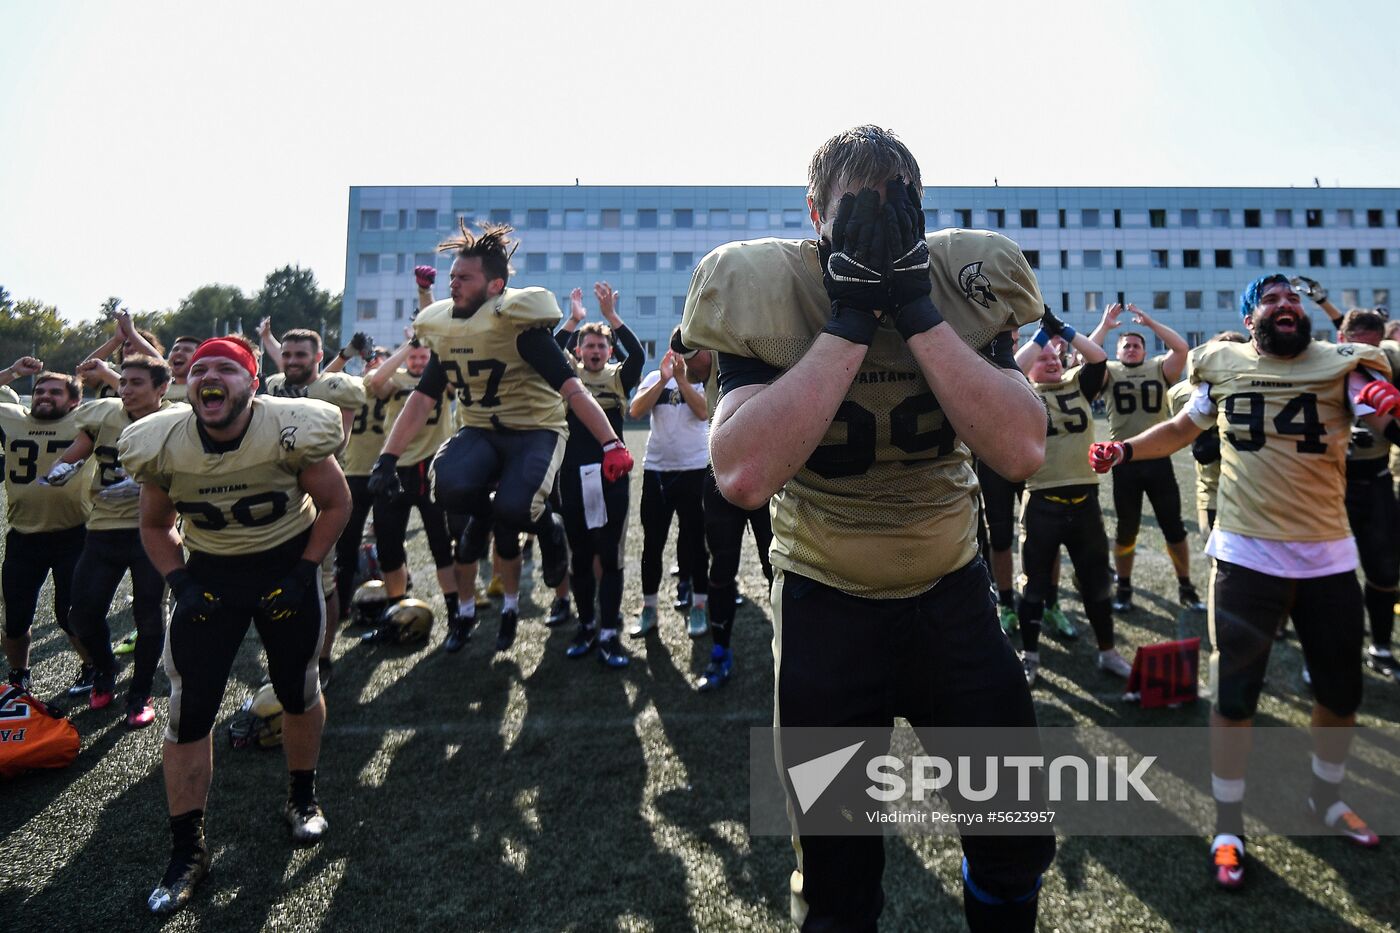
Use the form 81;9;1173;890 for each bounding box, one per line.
414;265;436;289
602;441;634;482
1356;380;1400;417
1088;442;1126;473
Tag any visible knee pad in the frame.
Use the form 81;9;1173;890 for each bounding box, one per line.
493;525;522;561
456;516;492;564
492;495;536;533
376;538;407;573
1160;515;1188;544
1312;672;1363;720
1212;688;1261;723
988;522;1015;553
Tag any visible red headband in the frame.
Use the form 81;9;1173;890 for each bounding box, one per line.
189;338;258;378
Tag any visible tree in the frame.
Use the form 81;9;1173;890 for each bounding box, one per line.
154;284;252;347
251;266;340;349
0;294;66;372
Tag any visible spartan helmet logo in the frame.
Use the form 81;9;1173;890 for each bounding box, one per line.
279;425;298;451
958;261;998;309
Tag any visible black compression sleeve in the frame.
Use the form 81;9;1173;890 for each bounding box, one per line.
555;327;573;350
415;352;449;401
1078;359;1108;400
614;326;646;393
717;352;781;396
517;327;576;391
982;330;1020;371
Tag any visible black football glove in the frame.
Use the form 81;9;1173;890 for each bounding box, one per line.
820;188;888;345
260;559;319;622
881;179;944;340
348;331;372;359
367;453;403;502
1039;305;1067;338
166;569;220;624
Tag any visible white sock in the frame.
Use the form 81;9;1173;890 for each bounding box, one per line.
1211;833;1244;854
1211;774;1245;803
1312;754;1346;784
693;593;708;608
503;593;519;613
643;593;658;609
460;597;475;618
600;627;618;641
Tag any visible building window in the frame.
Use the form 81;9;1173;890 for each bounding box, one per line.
782;209;804;228
1309;248;1326;267
1149;209;1167;228
1244;209;1261;228
600;252;620;273
672;251;693;272
1371;248;1387;268
356;299;377;320
1153;291;1171;310
637;252;658;272
673;296;687;315
1183;249;1201;268
638;209;658;228
564;209;584;230
1246;249;1263;268
1024;249;1040;269
1278;248;1296;267
749;209;768;229
1113;208;1122;229
392;299;405;320
709;209;730;227
1081;209;1100;228
525;253;547;273
488;208;511;224
1212;208;1231;227
1180;209;1199;228
674;209;693;228
395;254;407;275
1058;209;1067;228
1306;208;1323;228
1061;292;1070;313
956;208;972;227
526;209;548;230
1188;330;1205;346
1060;250;1069;268
415;252;433;268
357;254;378;275
923;209;938;230
1085;291;1102;312
1271;208;1291;228
1376;288;1390;307
637;296;657;316
1215;249;1233;269
1217;290;1235;310
359;209;381;231
1186;291;1203;310
1151;249;1169;269
1115;249;1124;269
602;209;621;229
1337;208;1354;227
1340;288;1360;308
988;209;1005;228
1367;209;1384;228
564;252;584;273
1020;209;1039;228
1082;250;1102;269
1340;249;1357;267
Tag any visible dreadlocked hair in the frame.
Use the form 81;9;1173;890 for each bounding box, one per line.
438;219;517;285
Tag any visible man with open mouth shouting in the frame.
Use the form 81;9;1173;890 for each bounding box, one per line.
118;335;351;916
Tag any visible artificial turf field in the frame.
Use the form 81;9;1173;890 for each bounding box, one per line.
3;427;1400;932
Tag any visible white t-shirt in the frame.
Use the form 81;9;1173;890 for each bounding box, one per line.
638;371;709;472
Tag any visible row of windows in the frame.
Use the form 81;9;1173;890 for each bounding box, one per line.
356;251;701;276
361;205;1400;233
1057;288;1390;315
354;294;689;322
1026;247;1389;270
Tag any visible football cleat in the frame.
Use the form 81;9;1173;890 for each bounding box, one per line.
1112;589;1135;613
1365;646;1400;680
1044;603;1078;639
90;669;115;710
597;632;630;668
1021;651;1040;687
674;581;692;611
566;623;598;658
495;609;519;653
687;604;710;639
485;576;505;599
1210;834;1245;890
1180;583;1206;613
998;604;1019;634
1097;649;1133;678
1302;664;1312;687
1308;799;1380;847
127;698;157;729
148;845;210;915
629;605;658;638
68;664;96;696
7;668;33;693
285;798;328;844
546;597;572;627
444;614;475;654
697;646;733;692
113;631;138;655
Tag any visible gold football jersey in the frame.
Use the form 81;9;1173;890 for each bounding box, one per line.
414;290;567;436
1190;340;1390;541
0;403;93;533
0;385;18;405
1168;379;1218;514
76;398;177;531
571;358;628;415
118;396;343;556
343;374;390;477
382;369;453;467
1027;366;1099;492
265;371;366;413
681;230;1043;597
1347;341;1400;463
1105;357;1172;442
164;382;188;404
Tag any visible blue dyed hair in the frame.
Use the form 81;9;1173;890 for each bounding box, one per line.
1239;274;1290;319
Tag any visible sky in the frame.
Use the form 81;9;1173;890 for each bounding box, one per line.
4;0;1400;322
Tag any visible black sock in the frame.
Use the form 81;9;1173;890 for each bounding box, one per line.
1310;773;1342;813
289;769;317;806
170;809;206;853
1117;576;1132;594
1178;575;1193;589
1214;801;1244;838
1046;583;1059;607
998;588;1015;609
444;591;460;620
1364;584;1395;648
711;621;733;650
1017;597;1043;653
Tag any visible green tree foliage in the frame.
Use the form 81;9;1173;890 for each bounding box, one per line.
250;266;341;349
0;288;67;374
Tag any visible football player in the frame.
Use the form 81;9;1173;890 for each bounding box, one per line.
121;335;349;915
0;360;24;405
365;335;462;638
1;364;95;696
682;126;1053;932
555;283;645;666
1090;273;1400;888
44;356;176;727
1087;302;1201;612
163;336;199;405
1165;331;1250;535
629;338;711;640
370;222;634;655
1013;310;1126;685
265;328;367;684
332;345;392;621
80;310;166;399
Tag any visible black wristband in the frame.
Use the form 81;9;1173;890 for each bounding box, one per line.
892;296;946;341
375;453;399;469
166;568;193;590
1121;441;1135;463
822;302;881;346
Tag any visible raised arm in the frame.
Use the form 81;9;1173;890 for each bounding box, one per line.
1293;275;1345;329
367;331;415;399
629;356;674;419
415;265;437;312
1087;302;1124;348
257;318;283;372
0;356;43;388
1129;305;1190;382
